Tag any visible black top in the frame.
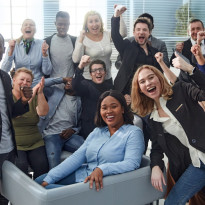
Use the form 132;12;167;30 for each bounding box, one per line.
72;67;113;138
149;68;205;181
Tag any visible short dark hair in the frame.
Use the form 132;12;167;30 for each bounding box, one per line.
89;59;106;73
189;18;204;29
138;13;154;29
133;17;152;32
56;11;70;20
95;90;134;127
139;13;154;25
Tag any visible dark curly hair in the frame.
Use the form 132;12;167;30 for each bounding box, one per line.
95;90;134;127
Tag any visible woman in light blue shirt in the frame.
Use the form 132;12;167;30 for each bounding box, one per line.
35;90;145;191
1;19;52;86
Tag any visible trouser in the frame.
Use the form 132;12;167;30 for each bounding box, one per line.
165;161;205;205
15;146;49;179
35;171;76;189
44;134;84;169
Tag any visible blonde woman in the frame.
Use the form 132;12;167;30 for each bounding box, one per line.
12;67;49;179
2;19;52;86
72;10;127;80
131;55;205;204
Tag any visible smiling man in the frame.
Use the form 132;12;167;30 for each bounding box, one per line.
72;55;113;138
45;11;77;79
170;19;205;82
111;7;162;95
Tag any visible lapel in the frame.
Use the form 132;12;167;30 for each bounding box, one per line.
0;70;12;116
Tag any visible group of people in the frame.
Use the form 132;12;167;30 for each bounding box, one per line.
0;4;205;205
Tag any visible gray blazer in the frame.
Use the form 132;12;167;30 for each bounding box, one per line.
115;35;170;69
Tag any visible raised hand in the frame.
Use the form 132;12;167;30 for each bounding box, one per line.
197;31;205;45
79;55;91;69
114;4;127;17
191;44;202;57
8;40;16;56
155;52;164;64
175;42;184;53
79;30;86;43
172;51;194;74
124;94;131;106
42;41;49;57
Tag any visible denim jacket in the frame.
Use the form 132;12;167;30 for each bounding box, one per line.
38;77;81;135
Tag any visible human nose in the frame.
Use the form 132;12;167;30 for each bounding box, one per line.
145;79;151;86
106;107;112;113
22;79;28;85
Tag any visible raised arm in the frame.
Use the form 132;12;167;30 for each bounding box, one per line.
35;77;49;116
191;44;205;69
155;52;177;84
41;41;52;76
72;55;91;96
111;6;129;56
119;15;127;38
72;30;86;63
159;41;170;67
1;40;16;72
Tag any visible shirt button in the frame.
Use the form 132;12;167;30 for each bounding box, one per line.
192;139;196;144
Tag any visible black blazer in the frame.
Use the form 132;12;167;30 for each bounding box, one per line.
170;39;205;82
0;70;29;151
111;17;162;94
148;68;205;181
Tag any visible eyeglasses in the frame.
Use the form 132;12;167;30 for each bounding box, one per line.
90;67;105;73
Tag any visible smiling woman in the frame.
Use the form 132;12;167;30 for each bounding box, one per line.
1;19;52;87
131;59;205;204
72;10;127;80
35;89;144;191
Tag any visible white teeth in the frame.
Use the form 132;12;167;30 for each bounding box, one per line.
107;116;114;119
148;87;155;91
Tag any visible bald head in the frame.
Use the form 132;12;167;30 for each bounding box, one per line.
0;34;5;62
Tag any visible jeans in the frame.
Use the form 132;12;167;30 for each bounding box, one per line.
44;133;84;169
35;172;76;189
165;161;205;205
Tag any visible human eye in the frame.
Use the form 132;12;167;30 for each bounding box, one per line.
99;68;104;72
101;106;106;110
111;104;117;109
139;80;145;84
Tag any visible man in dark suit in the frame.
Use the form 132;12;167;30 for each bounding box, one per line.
112;7;162;95
170;19;205;82
0;34;32;205
115;13;170;69
112;7;162;153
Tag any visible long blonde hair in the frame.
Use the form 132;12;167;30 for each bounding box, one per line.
131;65;173;117
82;11;104;33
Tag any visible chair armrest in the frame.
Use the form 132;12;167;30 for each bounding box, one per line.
1;157;166;205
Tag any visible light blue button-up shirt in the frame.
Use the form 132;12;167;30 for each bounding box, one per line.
1;39;52;86
43;124;145;184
